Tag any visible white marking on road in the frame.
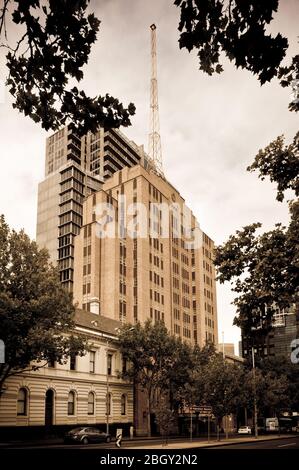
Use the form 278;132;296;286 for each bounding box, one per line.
277;442;297;448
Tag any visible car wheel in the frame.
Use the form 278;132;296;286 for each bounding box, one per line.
82;437;89;445
106;436;111;443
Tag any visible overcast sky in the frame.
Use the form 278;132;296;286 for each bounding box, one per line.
0;0;298;353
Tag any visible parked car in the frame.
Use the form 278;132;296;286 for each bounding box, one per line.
64;427;111;444
238;426;252;435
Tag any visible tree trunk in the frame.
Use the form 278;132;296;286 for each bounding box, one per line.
147;394;152;437
0;364;10;399
217;417;222;441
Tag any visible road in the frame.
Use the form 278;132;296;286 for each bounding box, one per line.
0;434;261;450
2;434;299;450
207;436;299;449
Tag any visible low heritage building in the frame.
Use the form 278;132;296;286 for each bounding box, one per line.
0;310;133;439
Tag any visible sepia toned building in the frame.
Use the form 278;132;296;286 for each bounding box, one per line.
0;310;133;438
36;125;150;290
73;164;218;348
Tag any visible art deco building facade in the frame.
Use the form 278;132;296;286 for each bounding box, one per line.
73;164;218;347
36;125;149;290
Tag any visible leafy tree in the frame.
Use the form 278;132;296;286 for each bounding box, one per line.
202;354;244;439
0;215;86;395
172;343;217;412
257;356;299;412
214;214;298;332
153;395;176;444
247;133;299;203
167;339;196;410
242;368;289;419
0;0;135;134
174;0;298;111
117;320;179;437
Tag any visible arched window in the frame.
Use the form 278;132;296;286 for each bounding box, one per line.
88;392;95;415
121;394;126;416
17;388;27;416
106;393;111;416
68;391;75;415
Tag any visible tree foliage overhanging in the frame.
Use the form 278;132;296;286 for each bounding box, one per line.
174;0;299;112
0;0;135;135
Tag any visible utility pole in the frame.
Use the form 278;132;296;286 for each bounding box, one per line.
222;331;228;438
106;339;110;434
190;405;193;441
149;24;163;175
252;346;258;439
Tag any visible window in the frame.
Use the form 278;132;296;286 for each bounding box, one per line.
106;393;111;415
88;392;95;415
121;394;126;415
68;391;75;415
107;353;112;376
122;357;127;374
90;351;96;373
48;357;55;368
70;352;76;371
17;388;27;416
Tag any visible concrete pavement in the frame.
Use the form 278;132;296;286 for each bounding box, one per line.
128;434;294;449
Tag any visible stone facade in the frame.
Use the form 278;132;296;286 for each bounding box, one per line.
0;310;133;438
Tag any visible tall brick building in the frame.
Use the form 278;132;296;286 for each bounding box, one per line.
73;164;218;347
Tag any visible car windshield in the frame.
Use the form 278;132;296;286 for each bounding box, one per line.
69;427;86;433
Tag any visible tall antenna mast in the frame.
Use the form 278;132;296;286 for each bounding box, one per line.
148;24;163;175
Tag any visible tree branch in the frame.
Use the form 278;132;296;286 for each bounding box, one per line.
0;0;10;40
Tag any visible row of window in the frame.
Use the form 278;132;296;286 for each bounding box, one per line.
17;388;128;417
149;271;164;287
150;289;164;304
205;302;214;314
181;253;189;265
204;289;214;302
60;189;83;205
149;237;163;253
149;183;163;203
205;317;215;328
60;200;83;216
183;328;191;339
150;308;164;322
203;260;212;273
49;351;114;375
59;212;82;227
149;253;164;269
59;222;81;237
206;331;215;343
204;274;212;286
60;178;84;195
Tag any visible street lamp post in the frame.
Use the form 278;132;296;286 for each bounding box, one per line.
252;346;258;439
106;339;110;435
190;406;193;441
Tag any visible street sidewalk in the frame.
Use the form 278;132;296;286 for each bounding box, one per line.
128;434;293;449
0;433;293;449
